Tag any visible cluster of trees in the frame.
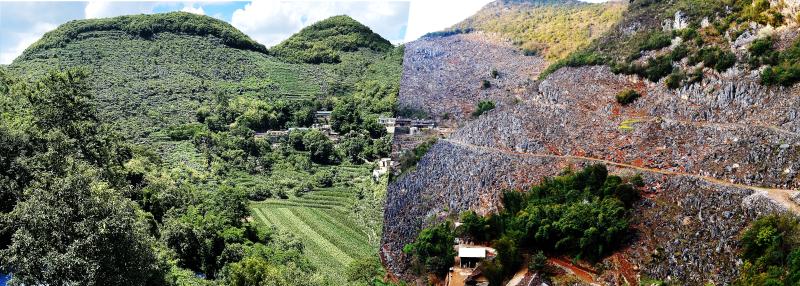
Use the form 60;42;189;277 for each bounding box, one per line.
0;68;333;286
404;165;642;285
270;15;393;64
21;12;267;61
736;214;800;285
759;37;800;86
196;94;315;133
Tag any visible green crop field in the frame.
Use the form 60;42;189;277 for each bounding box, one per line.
250;165;379;284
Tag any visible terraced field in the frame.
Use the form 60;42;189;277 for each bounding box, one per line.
250;165;377;284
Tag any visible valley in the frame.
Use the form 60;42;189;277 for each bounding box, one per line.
2;0;800;285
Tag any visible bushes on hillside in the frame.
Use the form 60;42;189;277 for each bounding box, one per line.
760;37;800;86
472;100;496;117
539;51;608;80
616;89;641;105
639;31;672;51
736;214;800;285
396;138;438;177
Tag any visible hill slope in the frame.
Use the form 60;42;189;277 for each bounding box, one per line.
270;15;394;64
384;0;800;285
449;0;626;61
10;12;321;142
4;12;402;286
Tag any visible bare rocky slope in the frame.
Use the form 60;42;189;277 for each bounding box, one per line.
384;0;800;284
397;32;546;123
383;46;800;286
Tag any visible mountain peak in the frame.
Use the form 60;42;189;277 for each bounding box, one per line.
20;12;266;61
269;15;393;64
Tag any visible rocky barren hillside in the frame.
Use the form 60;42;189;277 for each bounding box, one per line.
398;32;546;123
383;0;800;284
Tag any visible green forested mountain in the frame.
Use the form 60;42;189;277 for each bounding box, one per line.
1;11;401;286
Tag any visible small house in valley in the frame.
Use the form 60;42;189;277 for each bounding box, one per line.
458;247;486;269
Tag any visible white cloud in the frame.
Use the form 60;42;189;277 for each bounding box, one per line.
230;1;409;47
404;0;491;42
181;3;206;15
0;2;84;64
0;23;57;64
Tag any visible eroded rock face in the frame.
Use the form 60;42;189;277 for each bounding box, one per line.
384;37;800;286
397;32;546;123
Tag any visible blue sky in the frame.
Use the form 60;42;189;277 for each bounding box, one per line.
0;0;608;64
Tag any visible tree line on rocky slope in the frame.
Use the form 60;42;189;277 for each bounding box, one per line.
404;164;642;285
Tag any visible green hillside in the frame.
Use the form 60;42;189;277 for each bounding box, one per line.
10;12;320;142
271;15;394;64
449;0;626;61
542;0;800;87
2;12;401;286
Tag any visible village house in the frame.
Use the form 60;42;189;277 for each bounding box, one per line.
378;116;396;134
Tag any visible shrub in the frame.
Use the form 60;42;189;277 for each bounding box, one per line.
639;31;672;51
644;55;674;82
670;44;689;61
403;221;456;275
687;68;704;85
522;48;539;56
714;51;736;72
472;100;496;117
275;190;288;199
736;214;800;285
314;169;334;187
750;37;774;57
480;79;491;89
665;71;686;89
528;251;548;272
491;69;499;79
248;189;272;201
396;138;437;177
760;37;800;86
616;89;641;105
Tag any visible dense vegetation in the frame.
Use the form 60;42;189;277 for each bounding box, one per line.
19;12;267;61
0;68;328;285
270;15;393;64
735;214;800;286
405;164;642;285
3;12;404;285
540;0;800;87
450;0;625;60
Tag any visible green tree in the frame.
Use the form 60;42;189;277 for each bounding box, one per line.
302;129;336;164
403;221;456;275
5;163;163;286
331;100;362;134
